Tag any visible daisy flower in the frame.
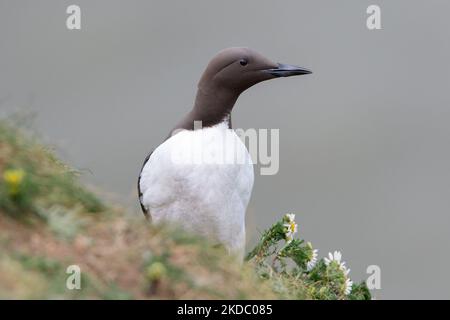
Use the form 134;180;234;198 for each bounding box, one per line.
324;251;342;266
306;242;318;271
283;214;297;243
325;250;353;295
344;278;353;295
324;251;351;274
284;213;295;223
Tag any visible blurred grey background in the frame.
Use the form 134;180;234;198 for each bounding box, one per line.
1;0;449;299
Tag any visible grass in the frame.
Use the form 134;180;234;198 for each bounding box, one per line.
0;118;371;299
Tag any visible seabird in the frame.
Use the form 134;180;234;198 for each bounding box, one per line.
138;47;311;259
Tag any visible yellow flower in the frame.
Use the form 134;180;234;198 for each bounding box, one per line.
3;169;25;196
146;262;166;281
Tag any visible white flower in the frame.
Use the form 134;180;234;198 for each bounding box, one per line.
283;215;297;243
344;278;353;295
324;251;342;266
306;247;318;271
285;213;295;223
324;251;353;295
342;265;350;276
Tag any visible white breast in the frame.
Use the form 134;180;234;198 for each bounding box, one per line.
139;122;254;258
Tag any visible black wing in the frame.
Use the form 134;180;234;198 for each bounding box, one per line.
137;151;153;219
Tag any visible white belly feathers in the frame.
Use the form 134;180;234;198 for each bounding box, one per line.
139;121;254;257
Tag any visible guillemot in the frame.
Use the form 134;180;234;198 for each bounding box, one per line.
138;47;311;259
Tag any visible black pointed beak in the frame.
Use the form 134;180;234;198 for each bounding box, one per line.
265;63;312;77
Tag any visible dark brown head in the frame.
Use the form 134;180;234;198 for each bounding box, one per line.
198;47;311;95
174;47;311;133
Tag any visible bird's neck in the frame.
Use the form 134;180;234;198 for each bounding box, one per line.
169;86;239;137
191;86;238;128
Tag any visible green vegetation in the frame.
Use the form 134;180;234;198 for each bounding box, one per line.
0;119;370;299
0;120;104;219
246;215;370;300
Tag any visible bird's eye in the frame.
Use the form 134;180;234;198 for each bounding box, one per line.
239;59;248;66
